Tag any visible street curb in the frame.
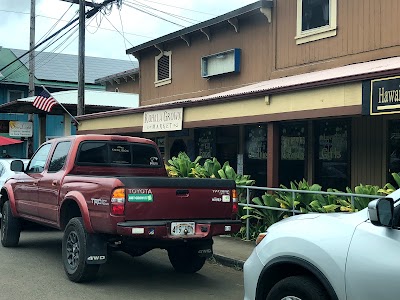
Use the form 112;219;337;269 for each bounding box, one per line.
210;254;245;271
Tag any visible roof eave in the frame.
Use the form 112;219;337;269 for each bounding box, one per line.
94;68;139;84
75;66;400;122
126;1;272;55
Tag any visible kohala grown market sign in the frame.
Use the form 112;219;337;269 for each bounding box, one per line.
143;108;183;132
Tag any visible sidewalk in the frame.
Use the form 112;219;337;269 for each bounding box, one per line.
211;235;255;270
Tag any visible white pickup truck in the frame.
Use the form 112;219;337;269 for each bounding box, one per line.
243;190;400;300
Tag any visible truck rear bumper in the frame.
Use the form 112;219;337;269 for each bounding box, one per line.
116;219;242;239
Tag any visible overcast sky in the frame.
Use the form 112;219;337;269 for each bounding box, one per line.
0;0;256;65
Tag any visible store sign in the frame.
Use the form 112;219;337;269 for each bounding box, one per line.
143;108;183;132
9;121;33;137
369;76;400;115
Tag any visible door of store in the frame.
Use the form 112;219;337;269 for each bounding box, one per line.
243;125;267;187
314;119;351;191
279;122;307;187
216;126;239;174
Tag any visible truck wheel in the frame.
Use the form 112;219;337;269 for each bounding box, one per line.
168;246;206;273
1;201;21;247
62;217;99;282
266;275;328;300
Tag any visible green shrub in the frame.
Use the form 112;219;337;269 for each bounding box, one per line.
166;155;399;241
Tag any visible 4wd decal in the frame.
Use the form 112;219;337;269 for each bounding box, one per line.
128;194;153;202
87;255;106;261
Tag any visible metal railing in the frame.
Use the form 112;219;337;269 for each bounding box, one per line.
237;185;379;241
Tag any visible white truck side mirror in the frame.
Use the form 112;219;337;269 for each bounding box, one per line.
368;198;394;227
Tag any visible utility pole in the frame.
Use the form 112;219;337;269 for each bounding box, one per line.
60;0;116;116
28;0;36;158
77;0;85;115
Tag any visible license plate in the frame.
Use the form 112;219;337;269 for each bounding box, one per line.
171;222;195;236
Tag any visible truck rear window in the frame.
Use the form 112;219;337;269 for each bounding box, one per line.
76;141;161;167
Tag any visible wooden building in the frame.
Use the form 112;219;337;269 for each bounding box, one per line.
76;0;400;191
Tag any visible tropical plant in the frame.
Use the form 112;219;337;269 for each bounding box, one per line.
275;179;323;214
166;152;202;177
343;184;382;212
379;172;400;195
202;157;221;178
241;193;282;227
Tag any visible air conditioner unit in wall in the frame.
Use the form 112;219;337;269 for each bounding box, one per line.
201;48;241;78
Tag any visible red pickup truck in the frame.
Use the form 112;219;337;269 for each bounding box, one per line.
0;135;240;282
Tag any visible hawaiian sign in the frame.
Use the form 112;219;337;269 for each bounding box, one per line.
143;108;183;132
369;76;400;115
9;121;33;137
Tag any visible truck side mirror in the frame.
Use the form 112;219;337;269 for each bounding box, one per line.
368;198;394;227
10;160;24;172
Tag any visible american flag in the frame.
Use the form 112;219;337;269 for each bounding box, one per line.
33;89;58;112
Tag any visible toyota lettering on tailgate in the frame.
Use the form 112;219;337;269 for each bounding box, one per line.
128;188;153;194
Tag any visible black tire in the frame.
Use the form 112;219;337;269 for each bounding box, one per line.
1;201;21;247
267;275;329;300
168;246;206;273
62;217;100;282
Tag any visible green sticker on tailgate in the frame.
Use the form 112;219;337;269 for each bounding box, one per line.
128;194;153;202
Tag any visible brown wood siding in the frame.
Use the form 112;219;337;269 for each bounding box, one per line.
275;0;400;73
351;116;385;188
139;13;272;105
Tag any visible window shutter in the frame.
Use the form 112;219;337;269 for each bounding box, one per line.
158;55;170;81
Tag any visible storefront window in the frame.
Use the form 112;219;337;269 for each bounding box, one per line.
314;119;350;191
216;126;239;171
388;120;400;186
195;128;216;165
244;125;267;187
279;123;307;187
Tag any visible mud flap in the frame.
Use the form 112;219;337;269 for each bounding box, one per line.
195;241;213;258
85;234;108;264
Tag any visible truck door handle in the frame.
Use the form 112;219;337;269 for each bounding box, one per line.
52;180;59;186
176;189;189;197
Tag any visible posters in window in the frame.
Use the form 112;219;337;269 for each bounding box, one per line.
246;126;267;160
318;124;348;161
197;129;215;159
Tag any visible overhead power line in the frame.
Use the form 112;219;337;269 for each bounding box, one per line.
0;0;115;74
0;16;80;74
0;9;153;39
125;0;217;17
122;2;186;28
125;0;200;24
36;4;75;44
0;22;80;83
1;9;80;83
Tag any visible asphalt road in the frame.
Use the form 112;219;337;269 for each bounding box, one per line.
0;229;244;300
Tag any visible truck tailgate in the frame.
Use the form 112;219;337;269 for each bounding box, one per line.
117;177;236;221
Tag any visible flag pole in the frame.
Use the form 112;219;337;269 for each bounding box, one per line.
41;85;80;125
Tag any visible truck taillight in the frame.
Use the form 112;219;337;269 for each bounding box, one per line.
232;202;238;215
232;189;238;215
232;189;238;202
111;188;125;215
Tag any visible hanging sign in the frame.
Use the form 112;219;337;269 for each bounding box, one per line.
9;121;33;137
